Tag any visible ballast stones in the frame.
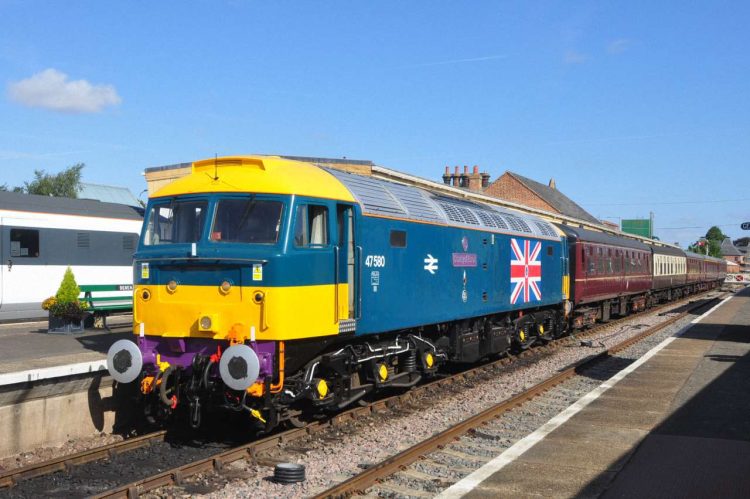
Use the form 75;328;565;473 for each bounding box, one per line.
273;463;306;484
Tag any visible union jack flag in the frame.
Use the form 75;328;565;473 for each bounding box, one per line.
510;238;542;304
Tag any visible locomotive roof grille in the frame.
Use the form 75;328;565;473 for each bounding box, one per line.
504;214;532;234
324;167;558;239
476;210;505;229
533;221;559;238
384;181;442;220
436;200;480;225
337;175;407;216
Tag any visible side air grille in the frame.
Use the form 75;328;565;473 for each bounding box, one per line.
123;234;136;250
77;232;90;248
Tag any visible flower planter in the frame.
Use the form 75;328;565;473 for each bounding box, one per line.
48;311;84;334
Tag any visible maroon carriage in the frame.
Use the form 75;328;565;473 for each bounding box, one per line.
556;225;652;327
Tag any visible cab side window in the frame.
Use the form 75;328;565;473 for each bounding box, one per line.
295;205;328;247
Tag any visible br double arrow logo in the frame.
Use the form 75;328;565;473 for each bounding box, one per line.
424;254;439;274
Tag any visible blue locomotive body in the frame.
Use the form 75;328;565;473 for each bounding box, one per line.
353;212;565;336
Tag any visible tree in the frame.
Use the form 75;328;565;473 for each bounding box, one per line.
705;226;726;242
24;163;84;198
55;266;81;304
686;225;728;258
0;184;23;193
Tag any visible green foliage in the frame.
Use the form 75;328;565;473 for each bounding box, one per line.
55;267;81;304
688;238;722;258
45;267;88;319
707;239;722;258
689;225;728;258
705;226;725;242
24;163;84;198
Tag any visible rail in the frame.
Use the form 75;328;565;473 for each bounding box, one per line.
0;292;720;497
312;295;720;498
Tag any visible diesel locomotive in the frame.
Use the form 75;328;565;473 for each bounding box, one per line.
107;155;725;429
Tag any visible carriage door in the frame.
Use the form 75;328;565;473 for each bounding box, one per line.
336;204;357;331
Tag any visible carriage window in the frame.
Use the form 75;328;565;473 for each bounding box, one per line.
212;198;283;244
295;205;328;247
390;230;406;248
144;200;207;245
10;228;39;257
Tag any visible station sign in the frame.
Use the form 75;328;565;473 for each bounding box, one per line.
742;222;750;230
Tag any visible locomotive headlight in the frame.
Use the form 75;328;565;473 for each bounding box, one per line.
252;291;265;304
141;289;151;301
199;315;213;331
166;280;178;293
220;280;232;294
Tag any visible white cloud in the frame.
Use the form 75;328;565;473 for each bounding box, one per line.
607;38;632;54
7;68;121;113
564;50;588;64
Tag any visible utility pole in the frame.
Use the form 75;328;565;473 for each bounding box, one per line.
649;211;654;239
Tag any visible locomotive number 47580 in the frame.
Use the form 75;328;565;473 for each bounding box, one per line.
365;255;386;268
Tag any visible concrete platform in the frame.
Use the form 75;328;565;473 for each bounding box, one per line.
0;315;131;376
0;316;133;459
439;288;750;499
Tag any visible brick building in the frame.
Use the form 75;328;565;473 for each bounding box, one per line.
721;237;744;266
441;167;600;225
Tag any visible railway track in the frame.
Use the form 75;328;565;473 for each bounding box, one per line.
0;292;722;498
313;294;723;498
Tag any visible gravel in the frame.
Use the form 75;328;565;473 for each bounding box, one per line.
1;293;721;499
0;433;124;473
184;294;722;498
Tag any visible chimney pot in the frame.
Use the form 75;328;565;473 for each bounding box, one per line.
444;166;450;175
463;165;469;174
473;165;479;174
454;166;459;174
481;173;490;188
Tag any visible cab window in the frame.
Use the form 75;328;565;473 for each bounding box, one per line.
211;198;283;244
144;200;207;245
294;205;328;247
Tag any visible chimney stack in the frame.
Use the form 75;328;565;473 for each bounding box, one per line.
442;166;451;185
481;172;490;189
460;165;469;188
468;165;482;192
549;178;556;190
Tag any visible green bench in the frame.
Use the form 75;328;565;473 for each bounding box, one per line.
79;284;134;329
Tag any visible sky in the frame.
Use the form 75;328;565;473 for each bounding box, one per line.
1;1;748;248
